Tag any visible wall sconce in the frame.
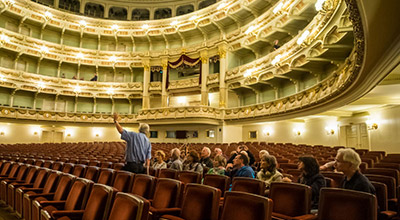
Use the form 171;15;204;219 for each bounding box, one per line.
325;127;335;135
66;133;71;137
0;131;4;136
366;120;378;130
263;128;272;136
293;129;301;136
33;131;38;135
95;133;99;137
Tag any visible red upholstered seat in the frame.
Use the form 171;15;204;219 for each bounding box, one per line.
178;171;201;184
231;177;265;196
269;182;315;220
366;174;398;212
84;166;100;182
320;172;344;188
220;191;273;220
41;184;116;220
96;168;115;186
370;181;397;220
112;171;134;192
61;163;74;174
107;193;150;220
203;174;230;197
71;164;87;178
39;178;94;220
158;169;179;179
130;174;156;199
160;184;221;220
0;163;29;203
149;178;183;220
316;188;377;220
31;174;76;220
18;171;60;219
364;168;400;186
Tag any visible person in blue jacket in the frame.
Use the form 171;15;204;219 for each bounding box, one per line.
226;152;255;179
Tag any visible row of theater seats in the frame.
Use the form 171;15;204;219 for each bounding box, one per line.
0;160;381;220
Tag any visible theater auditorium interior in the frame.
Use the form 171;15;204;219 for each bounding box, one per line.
0;0;399;219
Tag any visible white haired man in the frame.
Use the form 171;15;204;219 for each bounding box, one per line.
169;148;183;171
200;147;213;169
113;113;151;174
335;148;375;194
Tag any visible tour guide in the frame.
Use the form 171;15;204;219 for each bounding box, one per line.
113;112;152;174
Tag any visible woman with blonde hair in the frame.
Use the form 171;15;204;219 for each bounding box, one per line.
152;150;167;169
257;154;283;193
207;155;227;175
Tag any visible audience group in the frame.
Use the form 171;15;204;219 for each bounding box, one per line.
150;145;376;211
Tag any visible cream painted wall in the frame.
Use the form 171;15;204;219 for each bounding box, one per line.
223;125;243;143
242;117;340;146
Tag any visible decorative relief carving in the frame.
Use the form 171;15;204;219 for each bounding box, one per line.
168;78;200;90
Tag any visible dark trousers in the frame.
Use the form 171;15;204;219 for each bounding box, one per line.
123;162;145;174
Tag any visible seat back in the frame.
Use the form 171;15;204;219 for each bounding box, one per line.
158;169;178;179
0;161;12;175
365;174;397;199
130;174;156;199
286;169;302;182
64;178;94;210
270;182;311;217
72;164;87;177
31;168;47;188
34;160;44;167
84;166;100;182
15;164;29;181
220;191;273;220
112;171;134;192
97;168;115;185
112;163;124;171
179;171;201;184
317;188;377;220
374;163;400;171
42;161;53;169
180;184;221;220
203;174;230;196
152;178;183;209
82;184;116;220
364;168;399;186
52;162;64;171
7;163;20;178
53;174;76;200
62;163;75;174
231;177;265;196
279;163;298;173
370;181;388;211
42;171;61;194
107;193;150;220
320;172;345;188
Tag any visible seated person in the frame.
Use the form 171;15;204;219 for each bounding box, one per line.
183;150;203;173
207;155;227;175
284;156;326;210
168;148;183;171
256;154;283;194
227;145;255;166
152;150;167;170
225;152;255;179
200;147;213;169
90;73;98;81
335;148;375;194
254;150;270;171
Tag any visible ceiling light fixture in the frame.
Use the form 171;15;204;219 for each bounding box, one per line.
79;20;87;27
44;11;52;19
170;21;178;26
273;2;284;14
142;24;149;29
297;30;310;45
76;52;84;59
271;54;282;65
217;2;227;10
245;25;257;35
74;85;81;93
40;45;49;54
111;24;119;31
315;0;326;11
0;74;6;82
37;81;45;89
106;87;114;95
109;55;117;63
0;34;10;44
189;15;198;21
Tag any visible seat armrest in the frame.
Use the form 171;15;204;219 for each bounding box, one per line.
150;207;181;215
40;200;66;209
51;210;84;220
11;183;34;187
19;188;44;193
293;214;318;220
26;193;55;200
11;180;28;183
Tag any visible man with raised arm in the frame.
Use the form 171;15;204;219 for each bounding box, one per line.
113;112;151;174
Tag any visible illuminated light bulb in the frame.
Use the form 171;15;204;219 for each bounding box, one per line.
141;24;149;29
44;11;52;19
245;25;256;35
76;52;84;59
111;24;119;31
273;2;284;14
244;69;253;77
79;20;87;27
0;34;10;43
37;81;45;89
7;0;15;5
40;45;49;53
107;87;114;95
217;2;227;10
74;85;81;93
109;55;117;63
177;96;186;104
315;0;326;11
297;30;310;45
170;21;178;26
189;15;198;21
271;54;282;65
0;75;6;82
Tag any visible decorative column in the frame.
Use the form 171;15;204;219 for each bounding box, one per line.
218;45;227;108
142;60;150;109
200;50;209;106
161;59;168;107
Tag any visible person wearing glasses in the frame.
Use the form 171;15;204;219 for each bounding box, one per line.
335;148;375;194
